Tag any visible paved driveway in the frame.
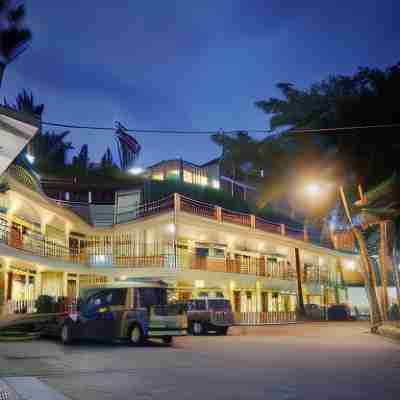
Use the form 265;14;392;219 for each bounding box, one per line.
0;322;399;400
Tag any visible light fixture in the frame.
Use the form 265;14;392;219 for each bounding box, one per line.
167;223;176;234
26;154;35;164
211;179;220;189
346;260;356;271
120;275;127;281
129;167;144;175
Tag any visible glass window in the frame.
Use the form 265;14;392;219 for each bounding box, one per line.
137;288;167;308
183;170;193;183
208;299;231;311
104;289;127;306
193;299;207;310
196;247;209;257
213;248;225;258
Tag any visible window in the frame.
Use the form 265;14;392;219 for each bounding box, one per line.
104;289;127;306
213;248;225;258
195;247;209;257
183;170;193;183
137;288;167;308
166;170;179;180
208;299;231;311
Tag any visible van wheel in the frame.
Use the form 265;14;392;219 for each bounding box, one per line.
192;321;204;335
60;323;73;345
129;324;144;346
162;336;173;345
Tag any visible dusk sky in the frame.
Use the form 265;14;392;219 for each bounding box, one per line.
3;1;399;166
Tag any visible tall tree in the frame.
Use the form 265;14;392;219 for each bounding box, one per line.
101;147;113;169
253;63;400;327
0;1;32;87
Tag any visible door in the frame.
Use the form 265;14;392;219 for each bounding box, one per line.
81;291;115;339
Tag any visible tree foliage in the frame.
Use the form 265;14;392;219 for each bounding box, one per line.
0;1;31;85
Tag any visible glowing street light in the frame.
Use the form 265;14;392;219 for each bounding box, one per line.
129;167;145;175
305;183;322;197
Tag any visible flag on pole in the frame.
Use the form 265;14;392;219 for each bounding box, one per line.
114;122;141;170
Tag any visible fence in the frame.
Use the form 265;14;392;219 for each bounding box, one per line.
234;311;297;325
6;299;36;314
6;297;78;315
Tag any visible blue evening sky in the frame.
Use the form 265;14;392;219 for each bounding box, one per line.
2;1;399;166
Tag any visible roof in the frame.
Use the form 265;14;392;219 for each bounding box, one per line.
147;157;221;170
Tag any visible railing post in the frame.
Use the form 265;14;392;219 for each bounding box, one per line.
280;224;286;235
174;193;181;212
215;206;222;222
304;225;309;241
250;214;256;229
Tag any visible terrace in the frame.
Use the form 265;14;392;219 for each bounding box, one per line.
0;189;341;286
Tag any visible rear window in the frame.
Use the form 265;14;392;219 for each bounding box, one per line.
187;299;207;310
208;299;231;311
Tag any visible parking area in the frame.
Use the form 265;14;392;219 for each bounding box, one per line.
0;322;399;400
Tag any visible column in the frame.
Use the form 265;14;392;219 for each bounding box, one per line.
35;271;42;299
255;281;262;313
62;272;68;298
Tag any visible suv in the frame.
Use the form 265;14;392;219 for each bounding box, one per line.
185;298;234;335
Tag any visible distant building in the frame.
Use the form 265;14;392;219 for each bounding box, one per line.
146;158;258;202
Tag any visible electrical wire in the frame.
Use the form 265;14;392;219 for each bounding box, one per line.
39;120;400;135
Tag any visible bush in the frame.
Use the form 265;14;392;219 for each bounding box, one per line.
35;295;56;313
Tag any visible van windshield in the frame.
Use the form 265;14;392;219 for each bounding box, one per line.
208;299;231;311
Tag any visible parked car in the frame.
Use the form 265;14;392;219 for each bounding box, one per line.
41;281;187;345
185;298;234;335
328;304;352;321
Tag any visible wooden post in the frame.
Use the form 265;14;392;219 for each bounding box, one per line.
379;221;390;320
303;225;309;241
215;206;222;222
280;224;286;236
339;185;382;327
295;247;306;319
174;193;181;212
250;214;256;229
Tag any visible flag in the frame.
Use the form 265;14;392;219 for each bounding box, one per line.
114;122;141;170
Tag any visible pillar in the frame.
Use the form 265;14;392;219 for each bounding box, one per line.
255;281;262;313
62;272;68;298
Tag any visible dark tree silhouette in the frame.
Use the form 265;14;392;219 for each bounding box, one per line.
0;1;32;86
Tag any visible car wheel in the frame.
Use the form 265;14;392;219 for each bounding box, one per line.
60;323;73;345
162;336;173;345
129;324;144;346
192;321;204;335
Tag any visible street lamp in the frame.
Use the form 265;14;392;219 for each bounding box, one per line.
305;182;322;197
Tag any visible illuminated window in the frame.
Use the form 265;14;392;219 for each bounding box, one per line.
166;170;179;180
200;176;208;186
152;172;164;181
183;170;193;183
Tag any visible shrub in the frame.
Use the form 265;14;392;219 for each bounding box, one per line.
35;295;56;313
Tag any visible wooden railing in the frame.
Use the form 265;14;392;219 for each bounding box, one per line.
234;311;297;325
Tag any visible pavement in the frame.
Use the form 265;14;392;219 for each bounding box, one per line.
0;322;399;400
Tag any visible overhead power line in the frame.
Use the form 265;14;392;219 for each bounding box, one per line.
40;120;400;135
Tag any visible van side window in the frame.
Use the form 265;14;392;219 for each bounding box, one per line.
104;289;127;306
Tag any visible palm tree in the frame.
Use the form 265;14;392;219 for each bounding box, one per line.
0;1;32;87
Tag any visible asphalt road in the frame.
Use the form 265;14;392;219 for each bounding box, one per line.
0;322;399;400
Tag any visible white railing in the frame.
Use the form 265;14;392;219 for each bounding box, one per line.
234;311;297;325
